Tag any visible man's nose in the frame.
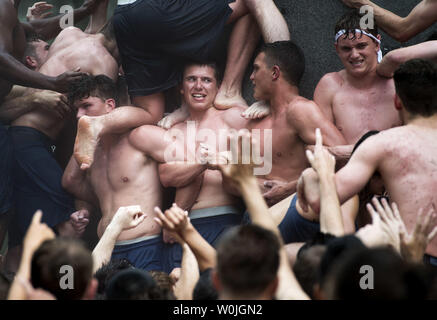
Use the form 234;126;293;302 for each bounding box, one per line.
351;48;360;58
194;79;202;90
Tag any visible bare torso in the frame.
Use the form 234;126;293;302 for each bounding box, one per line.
11;27;118;139
376;125;437;256
321;70;402;144
174;108;242;210
248;99;310;194
89;133;162;240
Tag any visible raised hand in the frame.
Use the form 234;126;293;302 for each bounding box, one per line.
26;2;54;21
399;206;437;263
154;204;190;244
111;205;146;231
23;210;55;256
305;128;336;175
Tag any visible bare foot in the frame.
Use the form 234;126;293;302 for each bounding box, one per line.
158;104;190;129
74;116;102;170
214;90;248;110
241;100;271;119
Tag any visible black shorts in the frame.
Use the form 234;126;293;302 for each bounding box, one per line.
0;124;13;215
8;126;75;248
113;0;234;97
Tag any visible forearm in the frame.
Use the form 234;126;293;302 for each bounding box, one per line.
173;243;199;300
85;0;109;34
159;162;206;188
319;171;344;236
0;94;35;123
239;176;277;233
7;247;34;300
326;145;353;162
0;52;54;90
181;224;216;271
92;223;123;273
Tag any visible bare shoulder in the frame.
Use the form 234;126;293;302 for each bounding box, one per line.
287;97;320;117
56;26;85;40
221;106;248;129
316;72;344;90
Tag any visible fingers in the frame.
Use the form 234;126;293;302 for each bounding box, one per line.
305;149;315;166
315;128;322;148
31;210;43;225
154;207;174;230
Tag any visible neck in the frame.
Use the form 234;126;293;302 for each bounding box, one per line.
188;105;213;122
407;113;437;127
344;64;379;88
219;290;272;300
269;82;300;114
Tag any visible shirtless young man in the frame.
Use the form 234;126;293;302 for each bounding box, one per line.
340;0;437;42
158;62;249;270
63;75;176;273
298;59;437;265
314;10;402;156
240;41;357;243
0;0;95;255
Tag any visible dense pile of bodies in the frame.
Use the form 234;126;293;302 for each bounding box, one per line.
1;0;437;300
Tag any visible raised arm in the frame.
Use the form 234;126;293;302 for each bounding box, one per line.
84;0;109;34
306;129;344;236
24;0;105;41
92;206;146;273
340;0;437;42
377;41;437;78
218;133;309;300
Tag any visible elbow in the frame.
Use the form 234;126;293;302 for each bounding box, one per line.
61;173;75;194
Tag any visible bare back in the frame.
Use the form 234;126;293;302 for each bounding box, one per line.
378;126;437;256
90;133;162;240
315;70;402;144
11;27;118;139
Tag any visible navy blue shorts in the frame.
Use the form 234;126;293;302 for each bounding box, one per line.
166;206;243;271
111;234;167;272
8;126;74;248
113;0;234;96
278;195;320;244
0;124;13;215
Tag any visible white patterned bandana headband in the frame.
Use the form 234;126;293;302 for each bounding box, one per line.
335;29;383;63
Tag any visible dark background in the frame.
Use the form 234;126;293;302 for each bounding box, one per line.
16;0;437;248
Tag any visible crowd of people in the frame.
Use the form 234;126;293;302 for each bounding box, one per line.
0;0;437;300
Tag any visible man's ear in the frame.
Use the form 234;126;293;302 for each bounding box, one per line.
211;269;222;292
272;65;280;81
25;56;38;70
394;94;403;110
105;98;116;112
82;278;98;300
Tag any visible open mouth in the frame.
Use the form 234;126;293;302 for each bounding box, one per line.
192;93;206;101
350;60;364;67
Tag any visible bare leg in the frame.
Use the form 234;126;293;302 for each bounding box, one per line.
74;93;165;169
215;14;260;110
242;0;290;42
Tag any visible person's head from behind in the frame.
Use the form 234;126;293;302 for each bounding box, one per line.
251;41;305;101
324;247;434;299
212;225;280;299
193;268;219;300
293;245;326;299
334;9;381;76
105;268;172;300
68;74;119;119
181;61;221;113
31;238;96;300
23;33;50;70
149;270;176;300
393;59;437;119
94;258;134;299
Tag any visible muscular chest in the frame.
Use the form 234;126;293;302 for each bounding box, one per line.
90;136;147;190
332;85;400;142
